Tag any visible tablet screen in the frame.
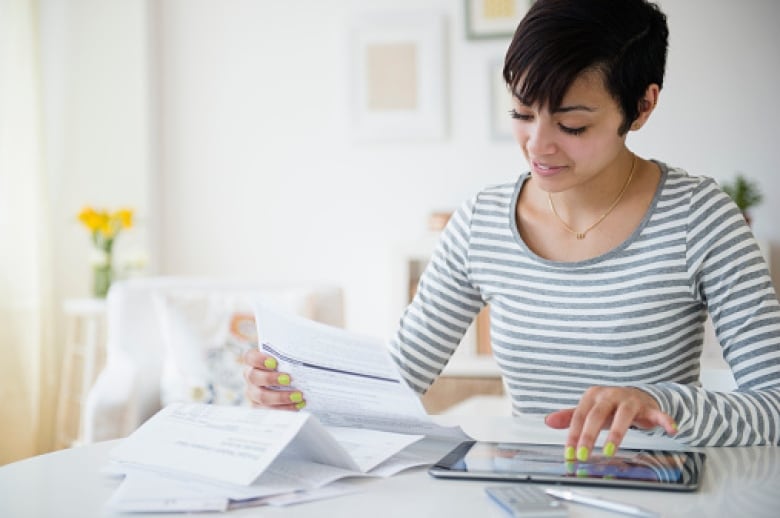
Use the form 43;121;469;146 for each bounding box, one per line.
429;441;705;491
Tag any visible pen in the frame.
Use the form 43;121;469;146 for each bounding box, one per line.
544;488;660;518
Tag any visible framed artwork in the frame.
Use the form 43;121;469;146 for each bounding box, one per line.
465;0;530;40
350;11;447;142
490;58;514;140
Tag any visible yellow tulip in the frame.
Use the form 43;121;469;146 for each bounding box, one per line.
99;216;115;239
78;205;135;297
114;209;134;229
78;206;134;244
77;206;94;223
78;207;103;231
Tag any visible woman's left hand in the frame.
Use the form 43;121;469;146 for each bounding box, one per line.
544;386;678;461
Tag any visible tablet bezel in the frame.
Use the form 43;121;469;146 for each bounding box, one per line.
428;441;705;492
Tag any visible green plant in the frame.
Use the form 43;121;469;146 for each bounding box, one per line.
721;173;763;212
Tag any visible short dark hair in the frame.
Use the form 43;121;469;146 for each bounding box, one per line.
503;0;669;135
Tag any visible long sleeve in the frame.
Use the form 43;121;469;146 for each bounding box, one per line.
388;197;486;394
638;178;780;446
389;168;780;447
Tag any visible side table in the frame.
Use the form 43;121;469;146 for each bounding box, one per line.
55;298;107;449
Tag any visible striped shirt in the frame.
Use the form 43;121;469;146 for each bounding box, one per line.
390;162;780;446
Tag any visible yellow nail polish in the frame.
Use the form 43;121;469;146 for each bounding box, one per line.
576;446;589;462
289;391;303;404
671;421;679;432
603;442;616;457
263;357;277;370
295;402;306;410
277;374;290;386
564;446;576;461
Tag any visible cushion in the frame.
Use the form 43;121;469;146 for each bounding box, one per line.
154;288;316;407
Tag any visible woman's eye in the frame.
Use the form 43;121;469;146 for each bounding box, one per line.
509;109;532;121
559;124;587;136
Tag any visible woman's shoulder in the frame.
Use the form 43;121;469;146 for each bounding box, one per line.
655;161;724;200
471;174;527;209
449;176;524;230
654;161;743;234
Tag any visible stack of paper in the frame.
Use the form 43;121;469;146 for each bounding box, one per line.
104;302;469;512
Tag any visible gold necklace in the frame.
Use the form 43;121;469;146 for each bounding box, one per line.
547;153;637;240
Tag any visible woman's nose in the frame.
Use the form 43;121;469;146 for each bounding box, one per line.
524;122;556;155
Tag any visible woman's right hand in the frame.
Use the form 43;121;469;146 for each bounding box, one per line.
243;349;306;410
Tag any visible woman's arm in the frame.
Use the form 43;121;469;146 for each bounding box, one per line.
388;196;486;394
639;178;780;446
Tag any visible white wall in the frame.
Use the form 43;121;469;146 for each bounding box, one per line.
44;0;780;342
152;0;780;339
40;0;152;346
153;0;521;338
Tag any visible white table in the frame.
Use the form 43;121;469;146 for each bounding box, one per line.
2;414;779;518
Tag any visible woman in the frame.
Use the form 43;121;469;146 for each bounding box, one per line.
244;0;780;461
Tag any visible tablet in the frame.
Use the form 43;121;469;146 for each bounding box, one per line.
428;441;705;491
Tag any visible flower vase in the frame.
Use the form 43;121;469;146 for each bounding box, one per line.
93;261;113;298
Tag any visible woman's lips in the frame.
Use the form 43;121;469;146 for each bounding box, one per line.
532;161;567;177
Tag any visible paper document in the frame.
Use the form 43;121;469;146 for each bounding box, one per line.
254;300;464;439
106;302;470;512
109;403;361;486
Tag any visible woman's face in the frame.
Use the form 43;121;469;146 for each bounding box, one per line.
510;70;629;193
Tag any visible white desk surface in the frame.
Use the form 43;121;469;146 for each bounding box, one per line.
2;414;778;518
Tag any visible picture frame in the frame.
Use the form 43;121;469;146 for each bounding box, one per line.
464;0;529;40
350;11;447;142
489;58;514;140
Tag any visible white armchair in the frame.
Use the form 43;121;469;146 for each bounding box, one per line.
81;276;343;443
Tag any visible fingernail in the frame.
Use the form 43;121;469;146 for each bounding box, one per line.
671;421;679;432
603;442;616;457
295;401;306;410
289;391;303;404
263;357;277;370
277;374;290;385
576;446;589;462
564;446;576;461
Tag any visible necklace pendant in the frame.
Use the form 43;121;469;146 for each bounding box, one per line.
548;152;637;244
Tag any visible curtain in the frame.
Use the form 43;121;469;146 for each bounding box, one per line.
0;0;57;464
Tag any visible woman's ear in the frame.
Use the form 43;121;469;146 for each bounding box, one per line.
630;84;660;131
